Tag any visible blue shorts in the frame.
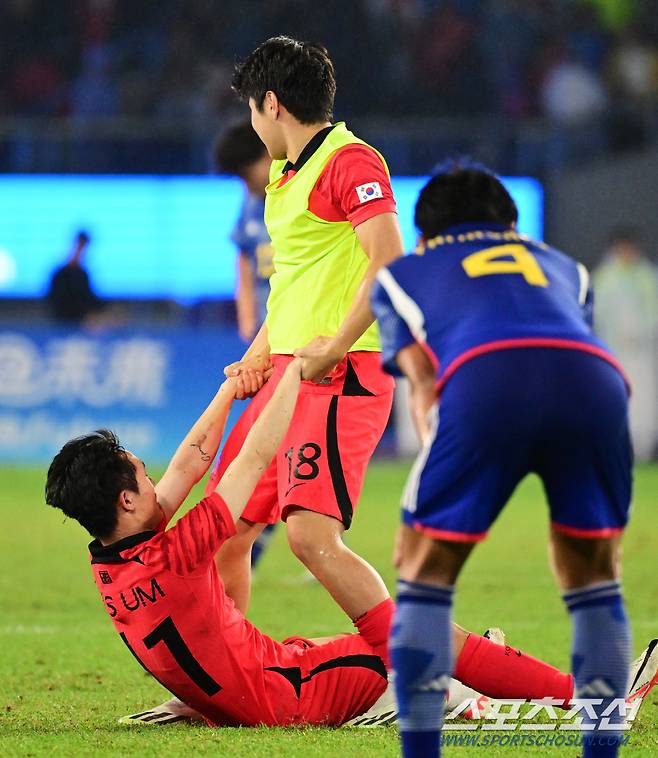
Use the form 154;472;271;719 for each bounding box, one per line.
402;348;632;542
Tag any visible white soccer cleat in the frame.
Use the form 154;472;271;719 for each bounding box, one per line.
627;639;658;705
446;678;496;719
118;696;204;725
483;627;506;646
343;682;398;727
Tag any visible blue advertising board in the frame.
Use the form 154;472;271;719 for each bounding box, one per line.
0;172;544;464
0;174;543;301
0;327;246;465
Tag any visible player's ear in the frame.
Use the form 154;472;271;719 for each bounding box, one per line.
117;489;135;513
264;91;279;120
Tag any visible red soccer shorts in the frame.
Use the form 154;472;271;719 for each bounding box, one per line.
205;352;394;527
283;633;388;726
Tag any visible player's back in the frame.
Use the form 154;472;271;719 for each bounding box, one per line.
377;223;619;388
89;494;304;726
372;220;632;541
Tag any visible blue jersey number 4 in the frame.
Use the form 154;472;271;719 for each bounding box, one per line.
462;243;548;287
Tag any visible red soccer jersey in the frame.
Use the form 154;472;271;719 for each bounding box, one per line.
279;141;397;227
90;494;306;726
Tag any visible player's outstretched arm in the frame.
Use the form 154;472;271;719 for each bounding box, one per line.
225;321;272;399
396;343;437;444
155;378;237;522
294;213;403;382
217;358;302;523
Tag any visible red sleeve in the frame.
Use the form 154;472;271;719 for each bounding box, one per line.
138;493;237;575
309;144;397;228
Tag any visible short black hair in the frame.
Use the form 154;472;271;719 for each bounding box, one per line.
212;120;267;177
415;161;519;239
232;36;336;124
45;430;138;539
608;226;641;246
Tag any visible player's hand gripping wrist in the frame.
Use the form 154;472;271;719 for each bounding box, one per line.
224;357;273;400
293;336;345;383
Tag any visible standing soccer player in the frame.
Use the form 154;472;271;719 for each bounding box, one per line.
370;164;634;757
206;36;403;662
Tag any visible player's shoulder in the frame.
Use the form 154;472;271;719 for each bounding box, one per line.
326;142;386;172
523;234;583;273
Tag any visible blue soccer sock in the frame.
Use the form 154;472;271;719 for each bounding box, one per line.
563;580;631;758
390;580;454;758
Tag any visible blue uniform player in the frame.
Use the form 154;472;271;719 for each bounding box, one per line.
231;192;274;328
214;120;274;340
370;165;633;758
214;121;276;565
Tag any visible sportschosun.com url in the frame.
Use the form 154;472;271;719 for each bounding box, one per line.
440;734;631;748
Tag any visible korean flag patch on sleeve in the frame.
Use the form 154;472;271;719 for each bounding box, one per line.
356;182;383;203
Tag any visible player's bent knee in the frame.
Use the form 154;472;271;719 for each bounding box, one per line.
286;510;343;567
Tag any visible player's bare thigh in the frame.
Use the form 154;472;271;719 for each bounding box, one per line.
395;523;475;586
548;528;622;590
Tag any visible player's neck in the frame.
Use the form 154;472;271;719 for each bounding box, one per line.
99;519;148;546
285;121;332;165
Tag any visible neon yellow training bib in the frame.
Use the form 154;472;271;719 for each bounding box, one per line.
264;123;386;354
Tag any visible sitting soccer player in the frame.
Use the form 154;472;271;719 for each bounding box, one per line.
370;163;657;756
45;360;394;727
45;348;656;729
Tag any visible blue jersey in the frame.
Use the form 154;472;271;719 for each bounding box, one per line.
231;192;274;323
370;222;631;542
371;223;621;389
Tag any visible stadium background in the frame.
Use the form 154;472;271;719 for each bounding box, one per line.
1;1;657;756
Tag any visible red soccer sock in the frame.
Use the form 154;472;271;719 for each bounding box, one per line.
454;633;574;708
353;597;395;670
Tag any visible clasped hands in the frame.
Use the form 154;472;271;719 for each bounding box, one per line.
224;336;344;399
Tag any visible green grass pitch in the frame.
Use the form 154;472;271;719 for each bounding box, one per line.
1;462;656;756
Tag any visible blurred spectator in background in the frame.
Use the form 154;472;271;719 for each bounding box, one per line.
47;230;102;324
594;227;658;460
1;0;658;174
213;121;272;342
607;26;658;104
70;46;119;120
540;40;609;125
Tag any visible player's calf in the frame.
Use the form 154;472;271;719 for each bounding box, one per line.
553;532;630;757
391;580;454;758
285;508;389;620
